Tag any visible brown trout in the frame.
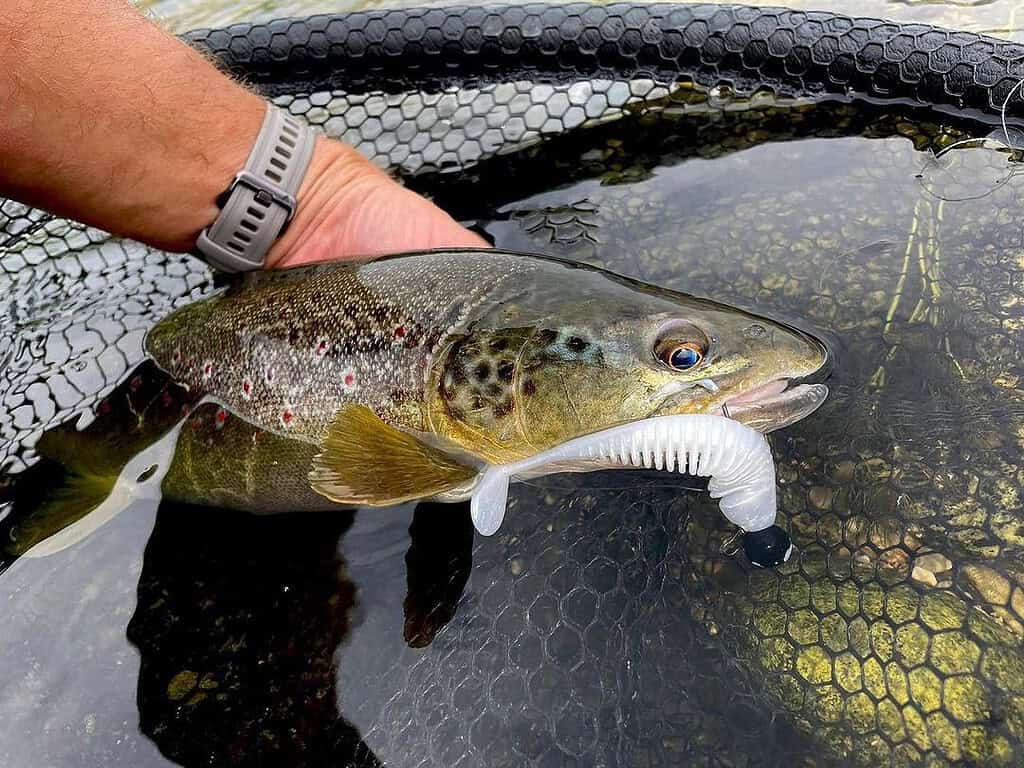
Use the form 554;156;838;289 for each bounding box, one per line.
1;249;829;564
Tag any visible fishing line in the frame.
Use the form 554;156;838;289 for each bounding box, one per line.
918;76;1024;202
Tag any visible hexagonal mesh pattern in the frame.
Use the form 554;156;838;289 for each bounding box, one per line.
3;5;1024;768
183;4;1024;115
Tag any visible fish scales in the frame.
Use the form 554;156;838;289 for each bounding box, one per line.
146;252;536;442
166;403;336;512
146;248;829;475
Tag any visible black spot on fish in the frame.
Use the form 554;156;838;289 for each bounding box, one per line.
288;328;301;344
489;338;509;353
493;398;514;418
566;336;588;353
475;362;491;382
497;360;514;383
486;383;503;398
523;379;537;397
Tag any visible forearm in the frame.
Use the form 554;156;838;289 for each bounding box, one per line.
1;0;290;251
0;1;486;265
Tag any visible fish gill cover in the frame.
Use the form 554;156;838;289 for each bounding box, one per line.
2;4;1024;767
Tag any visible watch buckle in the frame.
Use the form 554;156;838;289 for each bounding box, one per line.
229;170;298;224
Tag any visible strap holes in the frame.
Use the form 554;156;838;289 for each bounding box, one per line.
274;147;292;159
227;241;244;253
240;219;258;232
235;231;252;244
281;136;296;148
265;169;282;182
246;207;266;220
269;157;286;171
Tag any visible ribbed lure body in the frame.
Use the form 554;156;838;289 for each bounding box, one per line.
470;413;776;536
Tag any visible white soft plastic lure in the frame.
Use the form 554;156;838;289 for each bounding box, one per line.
470;413;793;567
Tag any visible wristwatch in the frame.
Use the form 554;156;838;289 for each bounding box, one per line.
196;104;317;272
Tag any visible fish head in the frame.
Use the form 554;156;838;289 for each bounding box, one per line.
430;278;829;463
642;299;832;432
513;296;831;444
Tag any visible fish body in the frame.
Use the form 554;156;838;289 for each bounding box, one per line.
2;248;829;558
146;249;828;513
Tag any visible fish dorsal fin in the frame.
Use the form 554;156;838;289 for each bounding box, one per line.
309;406;478;507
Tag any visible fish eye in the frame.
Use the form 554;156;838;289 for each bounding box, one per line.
657;341;705;371
653;320;711;372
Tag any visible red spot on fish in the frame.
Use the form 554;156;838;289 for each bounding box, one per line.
161;391;174;408
394;326;407;339
202;360;214;380
344;373;355;387
130;375;143;391
281;408;294;426
191;415;203;431
215;408;228;429
180;404;192;417
98;399;111;415
315;339;329;358
241;378;253;399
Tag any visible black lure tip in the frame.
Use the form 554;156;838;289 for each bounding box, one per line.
742;525;793;568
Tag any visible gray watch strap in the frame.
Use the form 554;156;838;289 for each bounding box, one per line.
196;104;316;272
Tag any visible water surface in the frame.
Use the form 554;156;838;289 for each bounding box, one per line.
3;2;1024;767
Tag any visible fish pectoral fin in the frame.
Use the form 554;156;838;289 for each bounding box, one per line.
309;406;478;506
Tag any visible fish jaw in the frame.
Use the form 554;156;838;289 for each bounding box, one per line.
712;323;831;433
649;377;830;434
720;380;830;433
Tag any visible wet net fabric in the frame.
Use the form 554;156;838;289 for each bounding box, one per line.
4;4;1024;768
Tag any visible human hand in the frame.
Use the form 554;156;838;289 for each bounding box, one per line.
267;138;489;268
0;0;484;269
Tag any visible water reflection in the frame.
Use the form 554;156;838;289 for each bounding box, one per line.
128;504;375;766
403;502;474;648
126;499;473;766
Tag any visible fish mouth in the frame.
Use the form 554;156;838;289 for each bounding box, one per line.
717;329;832;433
719;377;830;433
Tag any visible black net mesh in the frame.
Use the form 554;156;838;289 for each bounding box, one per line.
3;4;1024;768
